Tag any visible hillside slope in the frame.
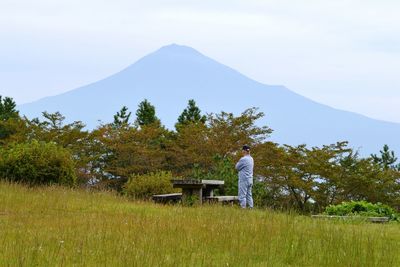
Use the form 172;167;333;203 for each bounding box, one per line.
0;182;399;266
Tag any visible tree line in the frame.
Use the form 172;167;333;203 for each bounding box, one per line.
0;95;399;213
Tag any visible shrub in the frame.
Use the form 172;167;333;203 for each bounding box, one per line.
124;171;178;199
0;140;76;185
191;156;238;196
324;201;398;221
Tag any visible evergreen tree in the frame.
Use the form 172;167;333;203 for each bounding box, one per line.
42;111;66;129
178;99;206;124
0;96;19;121
175;99;206;130
0;96;20;140
135;99;160;127
113;106;131;128
371;144;399;170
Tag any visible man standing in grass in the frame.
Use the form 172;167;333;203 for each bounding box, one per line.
235;145;254;209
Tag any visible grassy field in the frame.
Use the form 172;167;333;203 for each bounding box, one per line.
0;182;399;266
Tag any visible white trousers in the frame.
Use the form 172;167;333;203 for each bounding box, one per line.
238;179;253;208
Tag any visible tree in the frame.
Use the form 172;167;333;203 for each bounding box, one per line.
42;111;66;129
91;123;173;191
207;155;237;196
206;108;272;157
113;106;131;128
171;107;271;177
0;118;28;145
175;99;206;130
335;156;400;206
253;141;353;212
371;144;400;170
25;112;91;183
0;96;19;121
27;112;87;147
135;99;160;127
0;96;21;141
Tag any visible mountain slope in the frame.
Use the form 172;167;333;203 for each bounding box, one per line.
19;44;400;154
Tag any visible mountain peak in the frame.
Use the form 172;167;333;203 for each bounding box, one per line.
18;44;400;154
155;43;203;56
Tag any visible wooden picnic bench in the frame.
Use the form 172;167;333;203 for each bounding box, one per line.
152;193;182;204
206;196;239;205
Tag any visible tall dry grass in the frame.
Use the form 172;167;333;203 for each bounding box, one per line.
0;181;398;266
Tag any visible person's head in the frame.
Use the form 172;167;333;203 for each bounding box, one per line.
242;145;251;155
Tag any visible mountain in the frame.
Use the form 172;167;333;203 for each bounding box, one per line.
19;44;400;154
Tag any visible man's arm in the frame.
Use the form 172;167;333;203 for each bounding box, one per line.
235;157;245;171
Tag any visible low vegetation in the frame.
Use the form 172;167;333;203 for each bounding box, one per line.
124;171;178;200
0;182;399;266
0;140;76;185
324;201;399;221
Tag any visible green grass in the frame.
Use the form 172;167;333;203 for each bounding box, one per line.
0;182;399;266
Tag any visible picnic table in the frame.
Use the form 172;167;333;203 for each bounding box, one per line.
171;179;225;204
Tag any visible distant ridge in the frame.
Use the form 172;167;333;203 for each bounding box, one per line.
19;44;400;154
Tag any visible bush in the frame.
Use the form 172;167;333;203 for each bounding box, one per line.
0;140;76;185
324;201;398;221
124;171;178;199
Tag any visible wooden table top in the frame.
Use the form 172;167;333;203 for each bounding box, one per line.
171;179;202;186
171;179;224;186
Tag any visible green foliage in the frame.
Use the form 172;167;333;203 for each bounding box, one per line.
0;95;399;213
182;194;201;207
0;141;76;185
98;124;172;180
172;107;271;177
371;144;400;170
198;156;237;196
253;141;400;213
0;118;25;143
135;99;160;127
0;96;20;140
24;112;91;183
113;106;131;128
188;155;237;197
124;171;177;199
0;95;19;121
206;108;272;155
175;99;206;130
41;111;66;129
324;201;398;221
28;112;86;139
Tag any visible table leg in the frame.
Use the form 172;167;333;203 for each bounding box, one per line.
182;188;202;205
203;188;213;198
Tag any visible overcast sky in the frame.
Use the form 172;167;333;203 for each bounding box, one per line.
1;0;400;122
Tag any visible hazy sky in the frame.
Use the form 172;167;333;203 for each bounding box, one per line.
1;0;400;122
